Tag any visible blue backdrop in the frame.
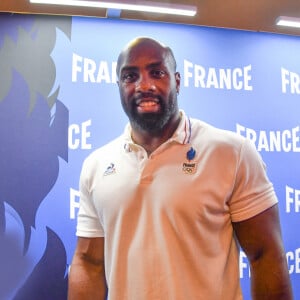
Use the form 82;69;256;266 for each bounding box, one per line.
0;12;299;299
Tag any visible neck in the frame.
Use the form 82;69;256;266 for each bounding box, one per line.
131;112;181;155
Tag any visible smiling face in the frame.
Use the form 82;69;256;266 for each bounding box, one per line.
117;38;180;134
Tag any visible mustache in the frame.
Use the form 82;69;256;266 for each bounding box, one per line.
134;93;161;104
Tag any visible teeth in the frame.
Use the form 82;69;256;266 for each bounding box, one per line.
139;101;157;107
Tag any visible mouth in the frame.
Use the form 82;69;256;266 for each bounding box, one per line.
136;97;160;113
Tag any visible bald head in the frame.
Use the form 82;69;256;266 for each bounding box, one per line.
116;37;177;78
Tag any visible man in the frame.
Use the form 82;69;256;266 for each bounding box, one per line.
68;37;293;299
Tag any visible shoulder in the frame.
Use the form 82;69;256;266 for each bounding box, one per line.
189;118;263;166
190;118;246;148
81;135;124;174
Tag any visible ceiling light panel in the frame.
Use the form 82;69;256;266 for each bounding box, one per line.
29;0;197;16
276;16;300;29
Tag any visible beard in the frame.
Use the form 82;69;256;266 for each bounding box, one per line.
121;93;178;134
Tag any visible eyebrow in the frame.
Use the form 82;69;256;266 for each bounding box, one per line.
120;61;164;73
147;61;164;69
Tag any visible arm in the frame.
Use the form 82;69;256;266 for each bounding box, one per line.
68;237;107;300
233;204;293;299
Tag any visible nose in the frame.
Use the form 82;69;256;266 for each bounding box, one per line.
136;74;155;92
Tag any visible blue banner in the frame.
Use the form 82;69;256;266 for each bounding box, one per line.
0;13;299;299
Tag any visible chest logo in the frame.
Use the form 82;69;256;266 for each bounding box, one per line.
182;147;197;174
182;162;197;174
103;163;116;176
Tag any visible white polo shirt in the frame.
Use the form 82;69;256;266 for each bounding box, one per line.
77;111;278;300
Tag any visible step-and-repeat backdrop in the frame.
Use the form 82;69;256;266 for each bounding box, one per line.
0;12;299;299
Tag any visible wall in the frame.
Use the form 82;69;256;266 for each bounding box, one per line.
0;13;299;299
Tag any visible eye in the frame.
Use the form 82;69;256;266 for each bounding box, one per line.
121;72;138;83
151;69;166;78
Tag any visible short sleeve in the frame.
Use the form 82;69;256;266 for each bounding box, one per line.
76;158;105;237
229;138;278;222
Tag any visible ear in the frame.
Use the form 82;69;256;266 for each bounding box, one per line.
175;72;181;94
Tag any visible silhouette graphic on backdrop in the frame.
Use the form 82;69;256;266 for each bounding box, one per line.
0;13;71;299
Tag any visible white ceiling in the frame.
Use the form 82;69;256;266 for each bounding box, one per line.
1;0;300;37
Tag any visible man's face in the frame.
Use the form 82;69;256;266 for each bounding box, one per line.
117;41;180;133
